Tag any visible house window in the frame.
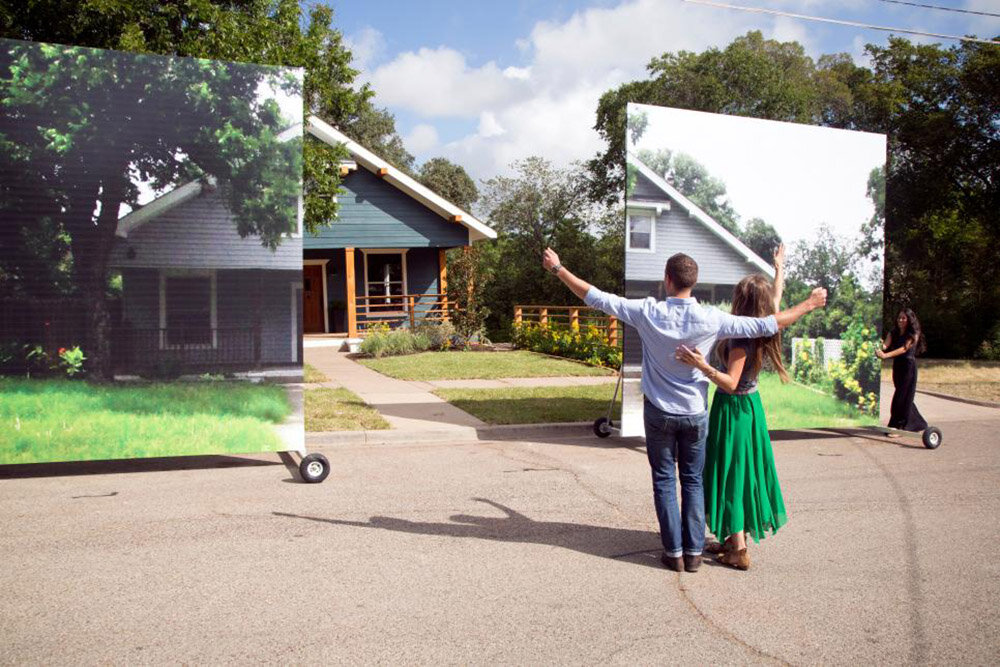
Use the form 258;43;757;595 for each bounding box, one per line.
364;251;407;308
160;271;216;348
627;212;654;251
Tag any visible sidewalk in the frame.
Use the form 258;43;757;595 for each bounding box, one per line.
305;348;486;431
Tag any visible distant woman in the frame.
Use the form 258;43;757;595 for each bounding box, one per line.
876;308;927;434
675;245;790;571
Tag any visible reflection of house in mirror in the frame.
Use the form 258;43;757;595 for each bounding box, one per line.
109;149;303;375
302;116;496;341
624;154;773;367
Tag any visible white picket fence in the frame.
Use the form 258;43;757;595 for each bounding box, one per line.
791;337;844;369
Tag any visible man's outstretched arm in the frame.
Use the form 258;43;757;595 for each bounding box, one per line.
542;247;591;300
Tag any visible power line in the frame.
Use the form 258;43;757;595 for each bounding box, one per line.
681;0;1000;45
877;0;1000;18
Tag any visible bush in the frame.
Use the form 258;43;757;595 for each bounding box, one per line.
975;324;1000;361
414;321;456;350
511;322;622;369
360;323;433;358
792;338;826;386
827;321;881;416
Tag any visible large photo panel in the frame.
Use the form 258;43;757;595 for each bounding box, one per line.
622;103;886;435
0;38;304;465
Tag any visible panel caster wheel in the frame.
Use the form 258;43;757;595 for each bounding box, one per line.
299;453;330;483
593;417;613;438
922;426;942;449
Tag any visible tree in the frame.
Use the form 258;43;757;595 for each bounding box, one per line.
419;157;478;211
741;217;782;260
1;40;301;377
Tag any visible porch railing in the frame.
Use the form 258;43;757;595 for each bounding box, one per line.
514;305;621;347
112;327;260;372
356;292;450;333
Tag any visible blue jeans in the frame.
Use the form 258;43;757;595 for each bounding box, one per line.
643;399;708;557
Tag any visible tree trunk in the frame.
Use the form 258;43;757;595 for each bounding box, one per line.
73;168;127;381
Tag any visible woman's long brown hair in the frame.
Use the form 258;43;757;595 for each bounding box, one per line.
727;274;789;383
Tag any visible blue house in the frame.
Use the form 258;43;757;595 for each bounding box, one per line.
302;117;496;336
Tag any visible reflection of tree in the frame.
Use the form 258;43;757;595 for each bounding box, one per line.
0;40;301;378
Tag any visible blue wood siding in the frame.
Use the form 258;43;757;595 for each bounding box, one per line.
305;168;469;249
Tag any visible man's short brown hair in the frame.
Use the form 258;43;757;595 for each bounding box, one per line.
665;253;698;289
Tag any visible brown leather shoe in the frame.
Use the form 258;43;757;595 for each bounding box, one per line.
717;548;750;571
660;553;683;571
683;554;702;572
704;540;727;555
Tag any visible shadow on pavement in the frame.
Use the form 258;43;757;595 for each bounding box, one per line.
275;498;665;569
0;452;284;479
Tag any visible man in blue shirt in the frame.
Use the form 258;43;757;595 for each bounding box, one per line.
542;248;826;572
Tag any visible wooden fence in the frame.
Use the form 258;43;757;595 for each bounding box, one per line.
513;305;621;346
355;292;450;333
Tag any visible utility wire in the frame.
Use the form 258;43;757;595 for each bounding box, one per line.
876;0;1000;19
681;0;1000;45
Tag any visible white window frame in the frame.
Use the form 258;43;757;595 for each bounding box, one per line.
626;211;656;254
158;269;218;350
362;249;409;315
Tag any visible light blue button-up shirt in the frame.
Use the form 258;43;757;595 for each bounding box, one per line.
584;287;779;415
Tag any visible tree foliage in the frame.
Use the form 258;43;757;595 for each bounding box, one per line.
419;157;478;211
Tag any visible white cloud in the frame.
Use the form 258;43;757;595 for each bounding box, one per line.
404;123;439;154
344;27;385;75
364;0;907;180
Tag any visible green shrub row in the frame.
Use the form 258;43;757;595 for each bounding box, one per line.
359;321;458;358
511;322;622;369
794;319;881;416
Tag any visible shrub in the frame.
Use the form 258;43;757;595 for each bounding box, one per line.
975;324;1000;361
360;323;433;358
414;321;456;350
827;320;881;416
511;322;621;369
792;338;826;386
57;346;86;377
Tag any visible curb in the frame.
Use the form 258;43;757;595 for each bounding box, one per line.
306;421;595;446
916;388;1000;409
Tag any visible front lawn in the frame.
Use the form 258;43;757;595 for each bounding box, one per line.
360;350;613;381
723;372;879;430
433;384;621;425
305;387;391;431
0;378;291;465
432;372;876;428
304;363;329;383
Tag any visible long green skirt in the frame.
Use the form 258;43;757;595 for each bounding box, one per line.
704;391;787;543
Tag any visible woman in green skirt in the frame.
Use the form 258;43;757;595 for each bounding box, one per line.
675;245;790;570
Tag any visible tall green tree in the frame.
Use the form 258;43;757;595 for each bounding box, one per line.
419;157;478;211
1;40;301;377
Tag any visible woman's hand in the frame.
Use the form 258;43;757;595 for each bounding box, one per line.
875;349;887;360
773;243;785;270
675;344;707;369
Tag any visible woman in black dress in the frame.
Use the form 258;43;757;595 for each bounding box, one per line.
876;308;928;433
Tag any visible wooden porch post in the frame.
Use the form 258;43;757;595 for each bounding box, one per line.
514;307;522;325
438;248;448;318
608;316;618;347
408;296;416;329
540;308;548;326
570;308;579;331
345;247;357;337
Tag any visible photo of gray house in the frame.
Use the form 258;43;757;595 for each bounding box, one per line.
109;170;303;374
623;153;773;367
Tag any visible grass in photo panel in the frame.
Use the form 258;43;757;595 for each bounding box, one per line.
0;38;304;464
623;103;886;431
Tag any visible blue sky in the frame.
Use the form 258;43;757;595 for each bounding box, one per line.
321;0;999;181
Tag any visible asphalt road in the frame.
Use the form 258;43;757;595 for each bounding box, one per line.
1;395;997;664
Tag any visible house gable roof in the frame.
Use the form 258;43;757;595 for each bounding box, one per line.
306;115;496;242
627;155;774;278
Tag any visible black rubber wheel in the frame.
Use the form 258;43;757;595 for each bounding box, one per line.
299;453;330;483
922;426;942;450
593;417;613;438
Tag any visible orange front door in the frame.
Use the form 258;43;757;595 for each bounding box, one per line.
303;264;325;333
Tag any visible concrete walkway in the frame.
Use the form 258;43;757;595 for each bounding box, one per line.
305;348;486;430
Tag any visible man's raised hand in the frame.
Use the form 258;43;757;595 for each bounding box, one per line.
808;287;827;310
542;247;560;272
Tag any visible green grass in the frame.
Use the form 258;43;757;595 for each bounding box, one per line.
0;378;291;465
305;388;391;432
304;364;328;383
433;372;876;428
726;373;879;430
434;384;621;425
359;350;613;381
